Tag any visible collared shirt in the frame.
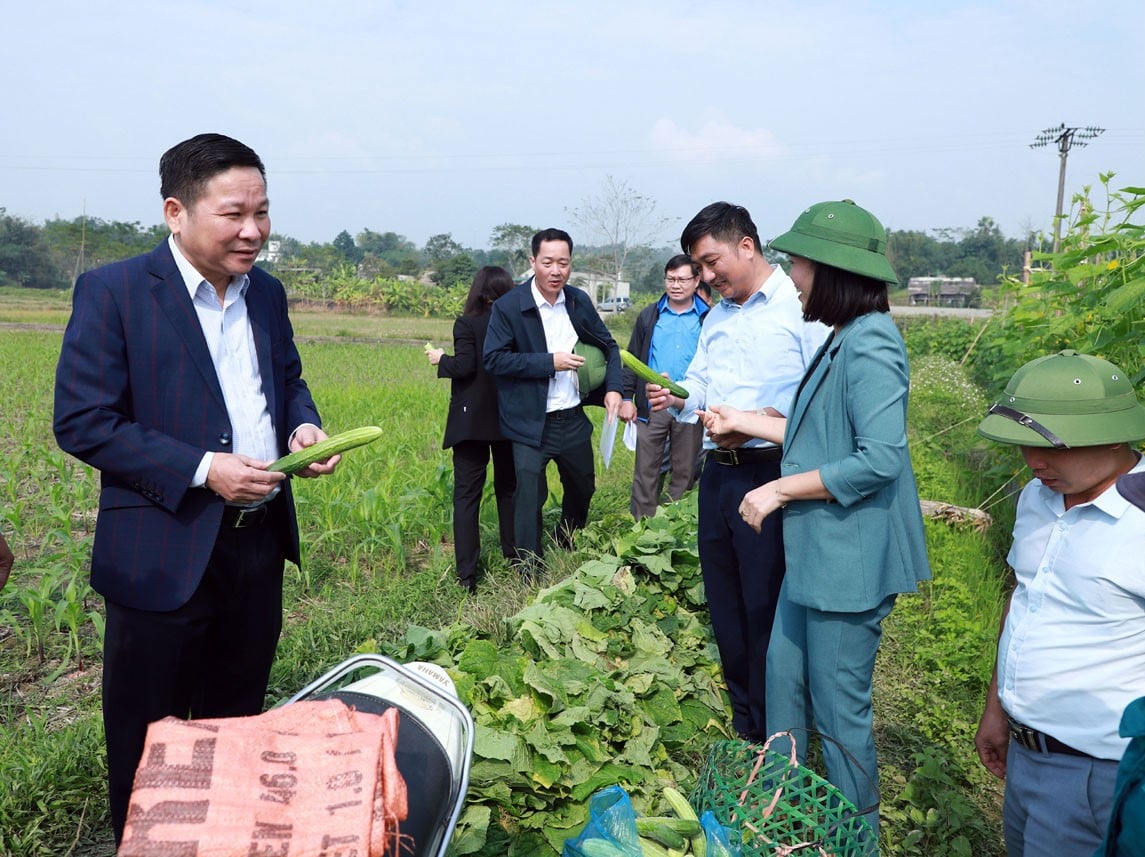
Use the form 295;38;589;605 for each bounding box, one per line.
649;294;706;382
998;454;1145;759
531;280;581;412
675;267;829;449
170;237;279;490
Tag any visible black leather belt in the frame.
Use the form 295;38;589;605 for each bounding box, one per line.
709;446;782;466
222;504;270;529
1008;717;1092;758
546;406;583;421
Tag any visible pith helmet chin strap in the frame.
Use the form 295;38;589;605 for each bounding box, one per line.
987;403;1068;449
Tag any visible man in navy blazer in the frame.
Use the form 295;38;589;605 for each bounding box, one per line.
483;228;622;572
53;133;338;844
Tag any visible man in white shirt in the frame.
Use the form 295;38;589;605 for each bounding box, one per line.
975;350;1145;857
483;228;622;575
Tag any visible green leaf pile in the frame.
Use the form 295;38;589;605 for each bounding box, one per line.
382;497;734;856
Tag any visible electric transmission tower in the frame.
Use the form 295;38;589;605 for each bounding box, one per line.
1030;123;1104;252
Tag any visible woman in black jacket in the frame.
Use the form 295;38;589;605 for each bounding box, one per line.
426;266;517;592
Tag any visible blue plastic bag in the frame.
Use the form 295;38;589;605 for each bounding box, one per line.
562;785;743;857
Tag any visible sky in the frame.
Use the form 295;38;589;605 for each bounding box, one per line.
3;0;1142;253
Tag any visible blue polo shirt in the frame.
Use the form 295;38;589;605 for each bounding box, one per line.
649;294;707;382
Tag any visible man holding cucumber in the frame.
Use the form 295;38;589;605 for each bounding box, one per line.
646;202;828;741
53;133;338;845
484;228;623;576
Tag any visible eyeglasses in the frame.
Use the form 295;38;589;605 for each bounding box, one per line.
665;276;697;285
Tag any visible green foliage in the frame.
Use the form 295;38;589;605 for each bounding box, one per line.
40;215;167;284
976;175;1145;390
0;711;109;856
897;317;984;364
0;209;67;289
381;499;732;856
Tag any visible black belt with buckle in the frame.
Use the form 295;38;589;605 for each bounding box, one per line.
222;504;270;529
1007;717;1092;758
709;446;782;466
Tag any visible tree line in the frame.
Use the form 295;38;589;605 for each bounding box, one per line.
1;206;1031;302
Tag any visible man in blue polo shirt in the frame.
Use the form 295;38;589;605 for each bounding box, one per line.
620;254;709;519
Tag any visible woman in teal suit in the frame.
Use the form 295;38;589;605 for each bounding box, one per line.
700;200;930;839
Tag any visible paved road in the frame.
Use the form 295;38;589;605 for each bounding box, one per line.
890;305;993;320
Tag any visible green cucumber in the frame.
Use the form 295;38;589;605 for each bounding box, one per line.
620;349;690;400
267;426;383;474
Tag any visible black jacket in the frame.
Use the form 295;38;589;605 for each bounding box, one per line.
436;313;505;448
483;279;621;446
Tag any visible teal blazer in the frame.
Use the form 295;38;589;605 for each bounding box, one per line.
779;311;931;612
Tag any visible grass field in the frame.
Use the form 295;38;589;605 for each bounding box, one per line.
0;295;1010;856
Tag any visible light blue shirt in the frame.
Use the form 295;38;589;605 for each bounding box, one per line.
674;266;829;449
649;294;706;382
169;236;279;490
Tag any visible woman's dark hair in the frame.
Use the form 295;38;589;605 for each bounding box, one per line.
801;262;889;327
463;266;515;316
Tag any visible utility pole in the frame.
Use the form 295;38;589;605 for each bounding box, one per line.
1030;123;1104;253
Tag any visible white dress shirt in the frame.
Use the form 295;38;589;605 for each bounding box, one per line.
998;454;1145;759
532;281;581;412
169;237;279;491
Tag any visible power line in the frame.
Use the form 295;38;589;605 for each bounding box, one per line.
1030;123;1104;252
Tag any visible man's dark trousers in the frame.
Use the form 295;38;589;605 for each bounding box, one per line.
511;406;595;562
697;455;785;741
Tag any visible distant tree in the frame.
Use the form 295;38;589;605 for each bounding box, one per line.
489;222;536;278
332;230;362;264
356;229;417;267
424;233;464;266
949;216;1023;285
41;216;166;281
432;253;479;287
568;175;673;301
887;229;953;285
0;209;68;288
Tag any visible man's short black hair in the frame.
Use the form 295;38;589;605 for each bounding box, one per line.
159;133;266;207
664;253;700;277
680;202;763;257
531;228;574;258
802;262;890;327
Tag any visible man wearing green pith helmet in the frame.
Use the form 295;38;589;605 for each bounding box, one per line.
974;350;1145;857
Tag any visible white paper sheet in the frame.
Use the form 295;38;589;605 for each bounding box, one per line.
599;413;618;468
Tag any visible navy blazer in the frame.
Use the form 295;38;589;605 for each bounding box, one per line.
483;279;622;446
436;313;505;448
53;241;321;612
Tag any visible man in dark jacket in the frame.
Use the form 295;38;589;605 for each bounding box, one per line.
483;228;622;572
619;254;708;518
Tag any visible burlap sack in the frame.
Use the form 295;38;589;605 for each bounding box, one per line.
118;699;408;857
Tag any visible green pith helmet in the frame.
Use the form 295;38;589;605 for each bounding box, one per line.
977;350;1145;448
769;199;899;286
574;341;606;396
